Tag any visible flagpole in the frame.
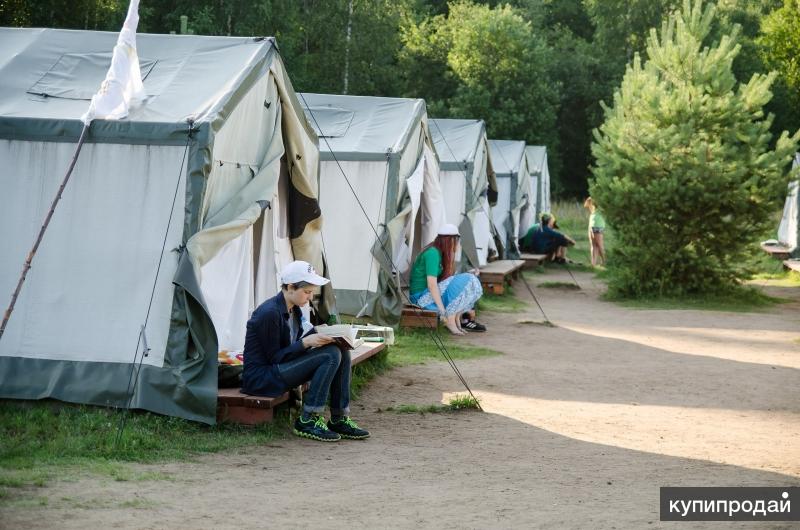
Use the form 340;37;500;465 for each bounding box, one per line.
0;123;90;341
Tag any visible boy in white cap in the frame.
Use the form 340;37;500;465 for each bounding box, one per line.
242;261;369;442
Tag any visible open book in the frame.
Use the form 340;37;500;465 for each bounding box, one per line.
312;324;364;351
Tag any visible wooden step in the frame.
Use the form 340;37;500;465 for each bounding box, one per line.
520;253;546;268
350;342;387;365
216;342;387;425
784;260;800;273
761;242;792;260
400;305;439;329
479;259;525;295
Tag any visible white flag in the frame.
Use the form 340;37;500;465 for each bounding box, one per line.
81;0;145;125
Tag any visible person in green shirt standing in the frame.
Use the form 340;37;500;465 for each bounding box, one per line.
409;224;485;335
584;197;606;267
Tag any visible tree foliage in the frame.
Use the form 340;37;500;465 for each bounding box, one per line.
0;0;798;202
590;0;799;297
401;1;559;152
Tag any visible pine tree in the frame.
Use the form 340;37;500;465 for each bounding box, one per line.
590;0;799;297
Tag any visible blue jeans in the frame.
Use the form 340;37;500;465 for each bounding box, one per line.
277;344;350;416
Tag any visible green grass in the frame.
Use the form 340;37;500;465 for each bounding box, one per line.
476;285;529;313
350;349;391;399
0;332;499;496
387;328;501;367
604;285;787;312
0;400;286;495
538;281;581;290
386;394;481;414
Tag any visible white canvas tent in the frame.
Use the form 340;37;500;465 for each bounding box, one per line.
777;153;800;258
525;145;551;216
488;139;534;258
301;93;446;322
430;118;500;268
0;28;324;423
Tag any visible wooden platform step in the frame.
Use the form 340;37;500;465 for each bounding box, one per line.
479;259;525;295
400;305;439;329
216;342;386;425
761;242;792;260
520;253;546;268
784;260;800;273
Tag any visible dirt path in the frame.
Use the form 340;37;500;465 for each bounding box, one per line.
3;269;799;529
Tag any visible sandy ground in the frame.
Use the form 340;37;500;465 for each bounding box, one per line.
2;268;799;529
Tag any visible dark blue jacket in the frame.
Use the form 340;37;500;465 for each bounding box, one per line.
521;224;569;254
241;291;312;396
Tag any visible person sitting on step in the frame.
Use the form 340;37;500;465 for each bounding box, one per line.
242;261;369;443
409;223;486;335
519;212;575;264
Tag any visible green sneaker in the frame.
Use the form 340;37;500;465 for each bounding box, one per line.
327;416;370;440
293;414;341;442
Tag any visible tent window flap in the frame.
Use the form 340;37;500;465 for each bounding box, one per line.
27;52;157;100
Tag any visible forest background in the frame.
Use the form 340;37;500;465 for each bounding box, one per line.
1;0;798;199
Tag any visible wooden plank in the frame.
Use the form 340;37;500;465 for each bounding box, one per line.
217;404;273;425
784;260;800;273
520;253;546;268
217;387;247;406
243;392;289;410
401;305;438;328
480;260;524;295
480;259;525;275
350;342;386;366
761;242;792;260
481;282;505;295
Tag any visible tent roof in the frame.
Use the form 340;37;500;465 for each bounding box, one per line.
525;145;547;176
0;27;276;130
300;92;426;160
429;118;485;171
488;139;526;178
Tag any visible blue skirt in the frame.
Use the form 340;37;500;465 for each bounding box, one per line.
410;273;483;316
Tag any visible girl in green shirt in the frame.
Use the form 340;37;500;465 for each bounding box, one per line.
409;224;484;335
584;197;606;267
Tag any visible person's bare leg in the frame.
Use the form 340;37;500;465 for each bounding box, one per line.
596;232;606;265
444;314;464;335
589;231;596;267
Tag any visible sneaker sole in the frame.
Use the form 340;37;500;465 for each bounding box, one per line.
337;433;370;440
292;428;341;442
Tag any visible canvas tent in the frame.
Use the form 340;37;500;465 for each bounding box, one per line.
0;28;324;424
525;145;551;217
301;93;446;321
488;139;534;258
430;118;499;268
777;153;800;258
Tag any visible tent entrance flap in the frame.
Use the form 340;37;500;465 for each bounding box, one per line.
199;227;254;355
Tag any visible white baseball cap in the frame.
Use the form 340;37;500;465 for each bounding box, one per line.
438;223;460;236
280;260;330;286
